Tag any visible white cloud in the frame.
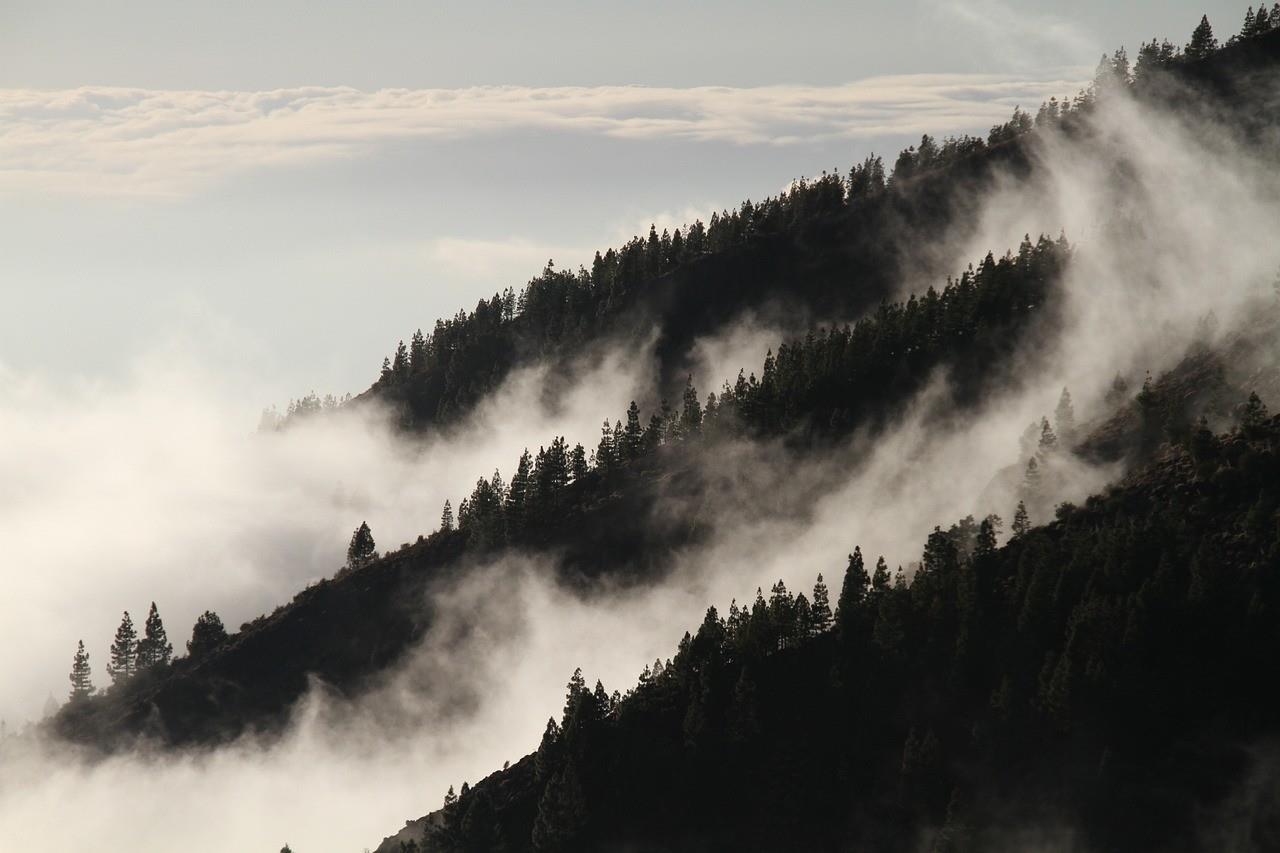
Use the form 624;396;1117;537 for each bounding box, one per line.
0;336;657;726
0;75;1087;197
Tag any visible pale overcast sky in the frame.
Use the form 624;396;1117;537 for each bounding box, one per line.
0;0;1247;410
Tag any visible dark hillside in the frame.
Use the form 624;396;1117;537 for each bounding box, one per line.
52;21;1280;771
50;237;1068;749
382;413;1280;853
356;141;1034;433
317;27;1280;438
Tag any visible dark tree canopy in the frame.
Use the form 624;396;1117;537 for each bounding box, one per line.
187;611;228;660
136;602;173;670
68;640;93;701
106;611;137;685
1186;14;1219;58
404;411;1280;852
346;522;377;571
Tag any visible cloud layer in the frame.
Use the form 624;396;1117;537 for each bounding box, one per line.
0;75;1085;196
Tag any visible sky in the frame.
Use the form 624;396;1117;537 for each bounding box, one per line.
0;0;1248;415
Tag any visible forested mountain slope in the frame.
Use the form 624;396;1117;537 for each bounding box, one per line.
272;23;1280;439
381;410;1280;853
349;143;1031;432
51;237;1068;749
50;19;1280;771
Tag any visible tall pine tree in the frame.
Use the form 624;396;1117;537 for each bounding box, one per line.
1012;501;1031;537
623;402;644;459
68;640;93;701
107;611;138;685
346;521;377;570
187;610;228;660
811;574;833;632
837;547;870;634
1054;387;1075;445
136;602;173;669
1186;15;1218;59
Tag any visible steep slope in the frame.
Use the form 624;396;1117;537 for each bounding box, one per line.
353;146;1031;433
51;25;1280;756
50;238;1066;749
343;26;1280;435
381;413;1280;853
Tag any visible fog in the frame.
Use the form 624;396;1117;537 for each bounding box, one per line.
2;73;1279;852
0;340;656;727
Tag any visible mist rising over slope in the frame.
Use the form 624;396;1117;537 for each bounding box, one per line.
3;25;1280;853
0;341;655;727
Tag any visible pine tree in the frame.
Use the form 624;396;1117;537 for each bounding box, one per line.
1186;15;1218;59
187;610;228;660
769;580;796;647
1111;46;1131;85
611;421;625;464
1241;6;1258;40
107;611;138;684
408;328;427;371
569;443;588;482
976;515;999;557
1012;501;1031;537
1054;387;1075;445
1135;39;1173;82
507;449;532;525
346;521;377;570
440;500;455;532
1240;391;1269;434
68;640;93;701
793;592;814;638
1023;457;1043;497
623;401;644;459
1245;5;1274;37
644;408;666;450
679;377;703;436
596;420;616;472
837;547;870;634
535;717;563;782
562;667;587;726
871;556;891;592
1106;373;1130;406
1037;418;1058;461
136;602;172;669
544;437;570;495
811;574;833;632
392;340;409;381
